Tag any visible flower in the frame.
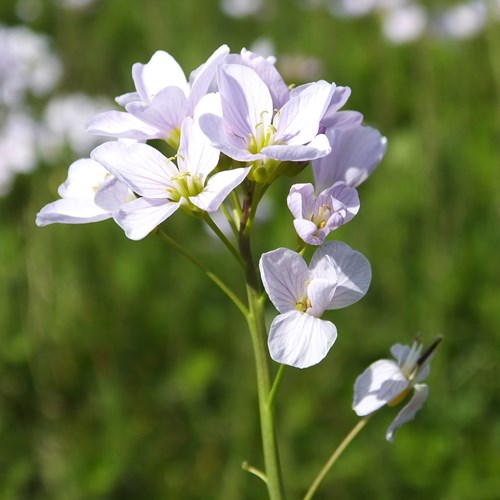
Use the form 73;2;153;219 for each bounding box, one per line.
352;336;442;441
287;181;360;245
86;45;229;146
35;157;135;226
199;64;333;175
259;241;371;368
90;117;250;240
312;124;387;192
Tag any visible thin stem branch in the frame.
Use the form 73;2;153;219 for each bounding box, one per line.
302;416;371;500
156;229;248;317
242;461;268;484
203;213;246;269
268;364;286;409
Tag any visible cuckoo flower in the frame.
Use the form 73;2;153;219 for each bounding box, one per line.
91;117;250;240
86;45;229;146
199;64;333;179
353;337;442;441
313;124;387;192
36;157;135;226
259;241;371;368
287;182;360;246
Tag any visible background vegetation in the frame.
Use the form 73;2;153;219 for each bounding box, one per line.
1;0;499;498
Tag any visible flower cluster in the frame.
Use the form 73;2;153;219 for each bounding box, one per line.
37;45;386;368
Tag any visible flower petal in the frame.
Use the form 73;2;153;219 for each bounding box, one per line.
86;110;163;140
310;241;371;309
386;384;429;442
259;248;310;313
307;278;337;317
114;197;180;240
132;50;188;103
293;219;327;246
287;183;316;219
262;133;331;162
353;359;409;416
91;141;177;198
35;198;111;226
190;167;250;212
218;64;273;140
268;310;338;368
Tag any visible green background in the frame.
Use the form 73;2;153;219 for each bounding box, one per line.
1;0;499;498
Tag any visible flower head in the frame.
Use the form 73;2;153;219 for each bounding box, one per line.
259;241;371;368
352;336;442;441
90;117;250;240
287;181;360;246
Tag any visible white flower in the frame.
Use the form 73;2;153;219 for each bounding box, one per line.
36;157;135;226
352;337;442;441
259;241;371;368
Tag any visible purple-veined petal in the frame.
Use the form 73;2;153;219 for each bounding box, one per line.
259;248;310;313
91;141;177;198
86;110;163;140
325;110;363;130
178;116;220;178
293;219;327;246
386;384;429;442
115;91;140;107
132;50;188;103
322;182;360;223
262;133;331;162
313;125;387;191
198;113;258;162
35;198;111;226
287;183;316;219
187;44;229;115
94;177;135;211
114;197;180;240
353;359;409;416
190;167;250;212
274;81;334;145
307;278;337;317
126;86;188;135
310;241;371;309
268;310;338;368
218;64;273;139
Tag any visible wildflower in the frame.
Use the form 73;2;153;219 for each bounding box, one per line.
199;63;333;180
86;45;229;146
35;157;135;226
312;124;387;192
259;241;371;368
352;337;442;441
287;181;359;246
90;117;250;240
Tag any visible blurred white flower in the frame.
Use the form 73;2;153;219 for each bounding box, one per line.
0;24;62;106
382;3;427;44
57;0;98;9
0;112;39;195
39;93;112;161
220;0;263;18
437;1;487;39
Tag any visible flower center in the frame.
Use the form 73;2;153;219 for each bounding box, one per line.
295;296;312;313
167;171;204;202
311;204;333;230
248;111;277;154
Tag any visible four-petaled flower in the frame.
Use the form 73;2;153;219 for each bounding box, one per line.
287;182;360;246
259;241;371;368
352;337;442;441
91;117;250;240
200;64;333;177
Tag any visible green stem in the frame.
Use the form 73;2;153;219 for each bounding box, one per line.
203;213;246;269
268;364;286;408
246;285;286;500
157;229;248;317
302;416;371;500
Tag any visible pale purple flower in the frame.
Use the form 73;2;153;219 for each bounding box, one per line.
312;124;387;192
86;45;229;145
36;157;135;226
91;117;250;240
199;64;334;168
353;337;442;441
259;241;371;368
288;182;360;245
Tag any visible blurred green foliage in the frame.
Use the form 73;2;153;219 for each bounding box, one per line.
1;0;500;498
